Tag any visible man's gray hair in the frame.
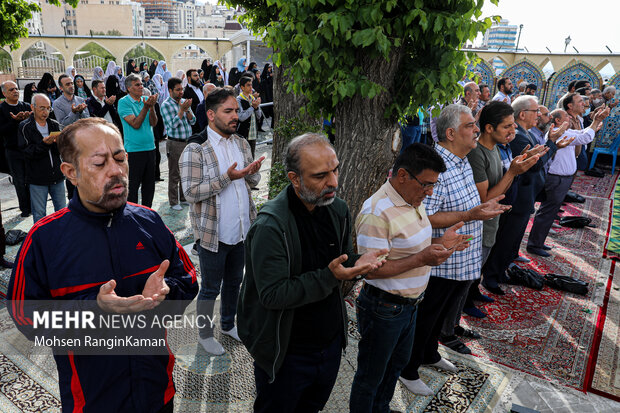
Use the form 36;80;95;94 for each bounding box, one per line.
512;95;538;118
0;81;15;93
590;88;601;95
31;93;50;107
603;86;616;95
436;104;472;142
203;82;215;95
124;73;142;90
549;109;565;125
284;132;332;174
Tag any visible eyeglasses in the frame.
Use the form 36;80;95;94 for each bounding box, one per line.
407;171;440;190
523;109;541;113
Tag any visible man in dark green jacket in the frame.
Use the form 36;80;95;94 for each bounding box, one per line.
237;133;386;413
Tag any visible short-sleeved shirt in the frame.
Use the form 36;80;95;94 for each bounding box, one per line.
467;143;503;247
356;180;432;298
118;95;155;153
424;144;482;281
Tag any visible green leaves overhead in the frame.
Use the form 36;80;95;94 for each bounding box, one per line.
227;0;495;119
1;0;79;50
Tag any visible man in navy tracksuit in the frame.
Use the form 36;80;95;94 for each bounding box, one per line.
8;117;198;413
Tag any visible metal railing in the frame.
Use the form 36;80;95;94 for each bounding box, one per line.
74;55;107;76
124;56;155;71
0;59;13;75
19;55;65;78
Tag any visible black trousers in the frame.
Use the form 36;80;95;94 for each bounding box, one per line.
0;203;5;257
401;277;470;381
128;150;156;208
5;148;31;215
482;211;531;288
254;335;342;413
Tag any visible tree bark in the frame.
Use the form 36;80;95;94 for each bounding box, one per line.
271;64;321;163
333;47;404;220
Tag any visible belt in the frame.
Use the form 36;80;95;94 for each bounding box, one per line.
167;137;189;143
362;283;424;307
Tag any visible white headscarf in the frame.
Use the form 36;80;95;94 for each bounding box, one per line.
152;74;168;105
104;61;117;79
65;66;76;79
176;70;187;87
92;66;104;81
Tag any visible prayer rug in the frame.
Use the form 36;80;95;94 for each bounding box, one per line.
605;172;620;257
470;250;612;390
588;261;620;401
570;170;619;200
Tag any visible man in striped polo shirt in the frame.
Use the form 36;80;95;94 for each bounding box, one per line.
350;143;472;413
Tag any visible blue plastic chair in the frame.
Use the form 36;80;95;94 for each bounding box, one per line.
590;135;620;173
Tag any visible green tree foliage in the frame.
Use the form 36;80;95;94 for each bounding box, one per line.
124;44;164;62
229;0;498;119
78;42;116;61
1;0;79;51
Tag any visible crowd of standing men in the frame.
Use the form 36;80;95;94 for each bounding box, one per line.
0;61;615;413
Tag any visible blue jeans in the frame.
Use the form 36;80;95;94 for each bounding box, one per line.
350;286;419;413
197;241;244;338
400;125;422;153
30;181;66;224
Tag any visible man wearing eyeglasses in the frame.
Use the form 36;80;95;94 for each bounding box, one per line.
0;81;32;218
399;104;510;396
483;96;564;295
17;94;65;223
351;143;472;412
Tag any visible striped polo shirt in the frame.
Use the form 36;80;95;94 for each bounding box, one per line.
356;180;432;298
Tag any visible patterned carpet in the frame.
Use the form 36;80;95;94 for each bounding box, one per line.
589;261;620;401
0;158;618;410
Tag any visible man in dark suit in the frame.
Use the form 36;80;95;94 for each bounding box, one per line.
195;83;216;132
183;69;205;133
87;80;123;133
482;96;568;295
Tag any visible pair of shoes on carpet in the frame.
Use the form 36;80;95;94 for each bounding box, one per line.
482;280;505;296
513;254;530;263
198;327;241;355
463;306;487;318
0;258;14;269
440;336;471;354
454;326;481;339
170;204;183;211
526;246;551;257
399;358;457;396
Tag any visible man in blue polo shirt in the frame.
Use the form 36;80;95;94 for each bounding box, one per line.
118;73;159;207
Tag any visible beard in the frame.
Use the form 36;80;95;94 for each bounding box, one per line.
212;116;238;136
85;175;128;212
190;78;202;88
537;119;551;132
298;177;338;207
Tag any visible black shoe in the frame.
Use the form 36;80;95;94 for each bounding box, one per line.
155;178;165;182
541;244;552;251
463;306;487;318
472;293;495;303
0;258;14;269
526;246;551;257
20;211;31;218
454;326;481;339
441;337;471;354
482;281;505;295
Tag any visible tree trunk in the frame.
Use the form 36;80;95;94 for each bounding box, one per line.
334;47;404;220
271;64;321;163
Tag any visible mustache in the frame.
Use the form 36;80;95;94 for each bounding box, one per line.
320;187;338;196
104;176;128;192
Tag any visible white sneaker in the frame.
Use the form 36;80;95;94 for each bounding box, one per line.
198;337;225;355
222;326;241;342
427;357;457;373
399;377;434;396
170;204;183;211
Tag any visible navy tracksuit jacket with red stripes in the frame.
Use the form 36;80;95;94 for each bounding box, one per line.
8;196;198;412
